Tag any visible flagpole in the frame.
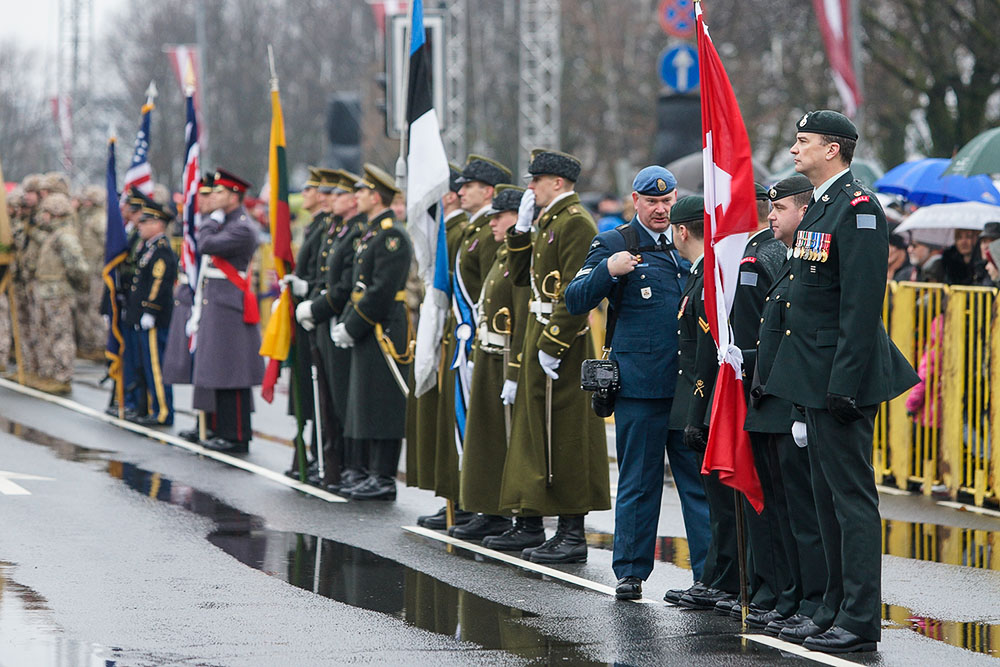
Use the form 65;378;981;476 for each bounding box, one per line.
395;0;416;190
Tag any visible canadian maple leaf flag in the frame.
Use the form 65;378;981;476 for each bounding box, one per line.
697;2;764;513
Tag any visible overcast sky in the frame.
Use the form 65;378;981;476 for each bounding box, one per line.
0;0;120;55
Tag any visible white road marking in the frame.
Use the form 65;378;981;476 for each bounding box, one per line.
875;484;910;496
937;500;1000;518
404;525;658;603
0;378;346;503
743;633;867;666
0;470;54;495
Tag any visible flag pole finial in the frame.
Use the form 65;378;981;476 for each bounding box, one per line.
267;45;278;92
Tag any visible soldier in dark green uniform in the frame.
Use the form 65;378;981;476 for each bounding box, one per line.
419;156;511;533
743;175;831;637
308;171;369;494
766;111;918;653
459;185;540;550
664;196;738;610
501;149;610;564
409;164;473;526
330;164;414;501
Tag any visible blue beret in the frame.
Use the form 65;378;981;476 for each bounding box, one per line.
632;166;677;197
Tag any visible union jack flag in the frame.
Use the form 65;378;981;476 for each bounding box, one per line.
180;94;200;291
121;101;154;202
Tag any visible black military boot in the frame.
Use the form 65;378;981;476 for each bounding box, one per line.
417;506;475;529
348;475;397;501
327;467;366;494
527;515;588;564
449;514;512;540
482;516;545;550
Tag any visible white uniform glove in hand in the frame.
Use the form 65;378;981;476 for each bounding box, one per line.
538;349;561;380
295;301;315;331
210;209;226;224
331;322;355;348
792;421;809;448
185;316;198;337
281;274;309;298
500;379;518;405
140;313;156;331
515;188;536;232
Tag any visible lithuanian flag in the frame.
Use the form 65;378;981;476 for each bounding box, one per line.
259;74;295;402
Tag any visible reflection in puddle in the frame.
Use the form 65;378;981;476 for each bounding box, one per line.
0;562;116;666
0;415;114;463
882;518;998;571
883;604;998;657
107;461;600;663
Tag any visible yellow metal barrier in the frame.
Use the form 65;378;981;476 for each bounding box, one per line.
880;282;999;506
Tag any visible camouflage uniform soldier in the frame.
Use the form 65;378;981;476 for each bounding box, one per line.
12;174;44;380
31;193;89;393
0;187;20;371
74;185;108;360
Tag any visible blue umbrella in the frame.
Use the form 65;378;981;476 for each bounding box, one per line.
875;158;1000;205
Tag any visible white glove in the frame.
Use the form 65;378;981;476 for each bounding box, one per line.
792;421;809;448
185;316;198;337
538;349;561;380
501;379;518;405
331;322;355;348
140;313;156;330
515;188;536;232
102;314;110;328
270;299;281;314
210;209;226;224
295;301;315;331
281;274;309;298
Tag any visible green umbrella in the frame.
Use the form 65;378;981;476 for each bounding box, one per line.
943;127;1000;177
769;158;884;188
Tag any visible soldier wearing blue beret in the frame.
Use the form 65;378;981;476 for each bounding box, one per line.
565;166;710;599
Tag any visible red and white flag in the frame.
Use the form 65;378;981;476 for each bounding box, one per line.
50;96;73;171
696;2;764;513
812;0;861;116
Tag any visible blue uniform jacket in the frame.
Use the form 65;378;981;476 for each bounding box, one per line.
565;216;690;399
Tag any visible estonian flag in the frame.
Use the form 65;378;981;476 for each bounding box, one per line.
406;0;452;397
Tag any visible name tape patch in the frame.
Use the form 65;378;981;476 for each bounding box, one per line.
851;195;870;206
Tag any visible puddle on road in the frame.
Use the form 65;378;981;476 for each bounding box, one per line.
0;562;118;666
107;460;601;664
0;414;114;463
883;604;999;657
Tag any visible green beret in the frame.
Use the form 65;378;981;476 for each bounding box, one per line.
768;175;814;201
492;184;525;212
754;182;769;200
455;154;512;187
527;148;582;182
795;109;858;141
670;195;704;224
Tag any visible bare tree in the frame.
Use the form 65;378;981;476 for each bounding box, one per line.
0;41;59;181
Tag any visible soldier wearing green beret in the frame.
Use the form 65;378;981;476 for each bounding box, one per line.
766;110;918;653
500;148;610;564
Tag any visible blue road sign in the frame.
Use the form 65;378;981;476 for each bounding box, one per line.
658;44;699;93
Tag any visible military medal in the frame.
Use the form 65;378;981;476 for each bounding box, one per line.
640;286;652;299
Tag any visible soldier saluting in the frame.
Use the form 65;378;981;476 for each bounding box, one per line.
765;110;917;654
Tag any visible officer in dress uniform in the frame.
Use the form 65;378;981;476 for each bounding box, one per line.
298;169;365;491
114;187;154;417
715;183;793;621
308;171;369;494
766;111;918;653
416;156;511;530
565;168;710;600
281;167;333;480
191;169;265;454
460;186;539;549
743;175;831;637
500;149;611;564
329;164;414;500
125;200;177;426
406;164;470;520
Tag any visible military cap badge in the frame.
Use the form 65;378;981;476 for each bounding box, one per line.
799;114;809;127
769;187;777;198
656;178;667;192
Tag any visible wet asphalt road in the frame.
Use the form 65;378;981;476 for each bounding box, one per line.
0;363;998;666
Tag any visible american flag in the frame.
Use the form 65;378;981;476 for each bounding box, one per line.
180;94;200;291
122;100;155;200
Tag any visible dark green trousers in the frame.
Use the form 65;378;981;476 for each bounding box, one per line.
699;469;740;593
744;433;794;614
805;406;881;641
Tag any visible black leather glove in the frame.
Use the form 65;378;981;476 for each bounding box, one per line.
826;393;864;424
683;425;709;451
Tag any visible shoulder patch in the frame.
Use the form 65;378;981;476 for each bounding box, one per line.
850;195;870;206
385;236;401;252
740;256;757;265
856;214;877;230
591;239;601;248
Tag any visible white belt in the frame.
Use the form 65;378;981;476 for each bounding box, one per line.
201;266;247;280
477;328;507;349
529;300;553;324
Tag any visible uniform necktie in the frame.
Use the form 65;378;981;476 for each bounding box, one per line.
658;234;672;251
